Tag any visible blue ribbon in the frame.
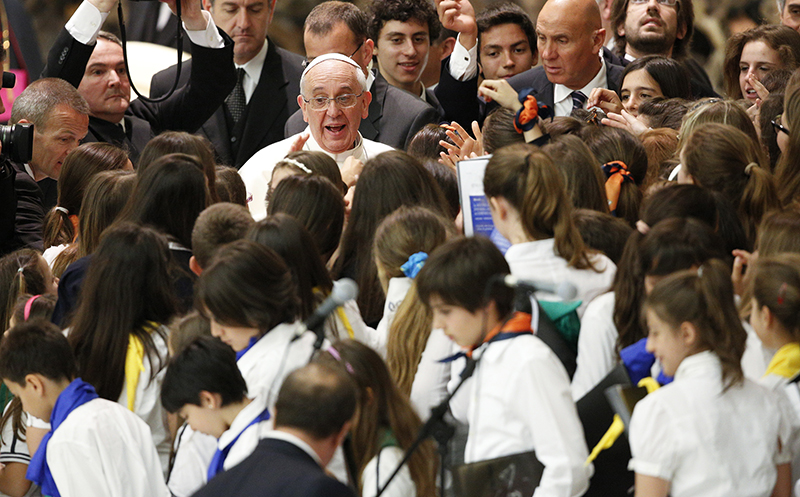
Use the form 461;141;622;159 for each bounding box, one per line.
207;407;271;480
401;252;428;279
619;337;673;386
27;378;99;497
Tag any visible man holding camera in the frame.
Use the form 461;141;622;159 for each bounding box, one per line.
42;0;236;165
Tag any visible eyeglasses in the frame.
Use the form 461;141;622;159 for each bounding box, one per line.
630;0;678;6
302;40;365;69
302;93;364;111
772;114;790;136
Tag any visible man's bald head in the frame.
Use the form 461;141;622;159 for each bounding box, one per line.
537;0;605;90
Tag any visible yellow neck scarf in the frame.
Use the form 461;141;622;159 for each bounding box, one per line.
124;322;157;411
764;342;800;380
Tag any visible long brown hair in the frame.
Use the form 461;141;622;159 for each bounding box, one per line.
645;259;746;389
77;170;136;258
723;25;800;99
483;143;597;270
542;135;608;214
775;83;800;206
749;253;800;342
0;249;50;331
317;340;437;496
374;206;454;396
42;142;130;249
682;123;780;248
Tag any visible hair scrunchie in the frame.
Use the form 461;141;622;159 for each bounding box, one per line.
54;206;69;215
744;162;757;176
602;161;634;214
401;252;428;279
514;88;553;134
23;295;41;321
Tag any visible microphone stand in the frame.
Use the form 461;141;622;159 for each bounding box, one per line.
376;356;479;497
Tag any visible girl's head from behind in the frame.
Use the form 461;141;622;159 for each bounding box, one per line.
78;170;136;257
138;131;218;201
756;208;800;257
124;153;210;248
247;214;331;321
678;99;758;152
483;107;525;154
644;259;746;387
619;55;692;116
373;206;454;292
267;175;345;263
214;166;248;206
749;254;800;348
9;293;58;329
196;239;298;351
406;123;451;162
269;151;344;201
0;249;57;330
542;134;608;213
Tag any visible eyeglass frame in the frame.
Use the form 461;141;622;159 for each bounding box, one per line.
301;92;365;111
301;39;365;69
772;114;790;136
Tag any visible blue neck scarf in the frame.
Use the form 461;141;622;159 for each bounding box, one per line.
207;406;271;480
235;336;260;361
26;378;99;497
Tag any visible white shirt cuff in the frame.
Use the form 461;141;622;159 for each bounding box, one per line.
183;11;224;49
65;1;110;45
447;33;478;81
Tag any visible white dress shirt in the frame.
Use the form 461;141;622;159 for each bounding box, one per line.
504;238;616;318
629;351;792;497
362;446;415;497
167;425;217;497
236;41;268;104
571;291;618;401
449;334;593;497
47;398;169;497
220;394;272;471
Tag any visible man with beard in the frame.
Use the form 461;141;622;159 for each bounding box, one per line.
609;0;717;97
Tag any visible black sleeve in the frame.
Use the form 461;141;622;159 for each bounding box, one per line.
41;28;95;86
434;56;482;127
0;159;17;256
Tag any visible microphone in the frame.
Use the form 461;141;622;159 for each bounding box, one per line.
501;275;578;300
305;279;359;346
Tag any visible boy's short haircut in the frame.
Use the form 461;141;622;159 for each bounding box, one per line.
476;3;536;50
191;203;255;269
368;0;442;46
160;336;248;413
0;320;77;384
416;235;515;317
274;363;356;440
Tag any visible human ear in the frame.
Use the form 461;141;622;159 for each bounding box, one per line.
679;321;699;348
199;391;222;409
189;256;203;276
25;374;44;396
298;95;309;123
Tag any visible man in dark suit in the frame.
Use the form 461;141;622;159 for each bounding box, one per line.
366;0;444;116
193;362;357;497
8;78;90;251
150;0;304;169
42;0;236;165
609;0;716;98
285;1;440;151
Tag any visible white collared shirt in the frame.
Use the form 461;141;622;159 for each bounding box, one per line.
238;128;394;220
66;0;223;48
219;395;272;471
504;238;616;318
553;57;608;117
236;41;268;104
263;430;323;466
629;351;792;497
571;291;618;401
448;334;592;497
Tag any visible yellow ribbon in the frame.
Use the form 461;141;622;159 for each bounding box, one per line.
335;307;355;339
585;377;661;465
124;322;157;411
764;342;800;379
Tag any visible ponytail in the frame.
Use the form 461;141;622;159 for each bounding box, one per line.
740;164;781;248
645;259;746;389
749;253;800;342
0;249;49;330
42;206;76;250
602;160;640;227
484;143;597;271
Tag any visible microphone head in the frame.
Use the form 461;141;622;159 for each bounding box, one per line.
556;281;578;301
1;72;15;89
331;278;359;304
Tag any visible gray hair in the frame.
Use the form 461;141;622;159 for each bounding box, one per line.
299;56;368;96
10;78;90;129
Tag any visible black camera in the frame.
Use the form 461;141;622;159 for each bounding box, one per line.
0;123;34;164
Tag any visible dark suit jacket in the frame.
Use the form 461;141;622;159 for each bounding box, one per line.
285;71;440;150
42;27;236;165
150;39;304;168
507;62;626;110
192;438;356;497
436;55;626;127
11;162;44;251
125;1;188;53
